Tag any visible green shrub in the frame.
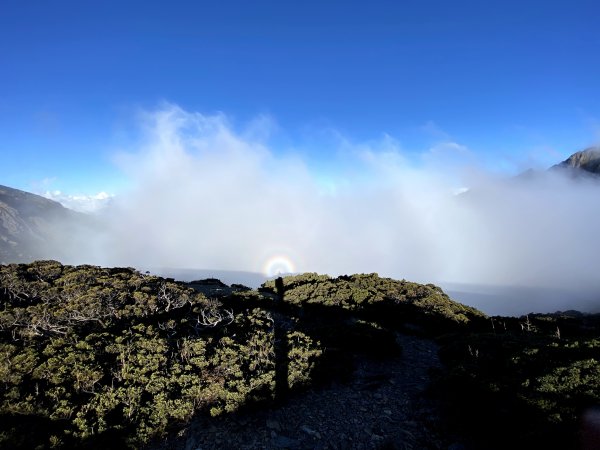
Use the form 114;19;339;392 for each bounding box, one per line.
0;262;329;448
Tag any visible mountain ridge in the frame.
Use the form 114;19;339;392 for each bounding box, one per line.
0;184;88;263
551;146;600;176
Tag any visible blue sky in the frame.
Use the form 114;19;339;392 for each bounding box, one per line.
2;0;599;199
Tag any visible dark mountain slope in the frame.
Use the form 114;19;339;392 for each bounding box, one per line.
0;185;88;263
552;146;600;177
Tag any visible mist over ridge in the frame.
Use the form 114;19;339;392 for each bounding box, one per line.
37;104;600;312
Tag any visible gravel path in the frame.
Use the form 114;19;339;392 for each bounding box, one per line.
156;333;449;450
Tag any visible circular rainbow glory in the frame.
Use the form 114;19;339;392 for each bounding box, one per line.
263;255;296;278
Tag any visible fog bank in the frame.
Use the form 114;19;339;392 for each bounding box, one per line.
58;105;600;314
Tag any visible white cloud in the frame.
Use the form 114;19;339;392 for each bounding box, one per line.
428;141;469;155
42;190;114;213
51;103;600;314
423;141;473;168
420;120;451;139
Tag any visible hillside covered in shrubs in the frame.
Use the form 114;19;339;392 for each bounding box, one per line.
0;261;484;448
1;261;599;449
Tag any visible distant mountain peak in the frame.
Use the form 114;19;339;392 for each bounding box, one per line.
554;146;600;175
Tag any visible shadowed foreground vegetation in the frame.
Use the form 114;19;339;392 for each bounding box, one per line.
436;312;600;449
0;261;599;449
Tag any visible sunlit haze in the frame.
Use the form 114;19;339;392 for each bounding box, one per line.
48;105;600;294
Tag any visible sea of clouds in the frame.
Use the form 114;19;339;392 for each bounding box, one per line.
52;104;600;314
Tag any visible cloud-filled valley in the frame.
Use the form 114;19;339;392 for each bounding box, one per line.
52;104;600;313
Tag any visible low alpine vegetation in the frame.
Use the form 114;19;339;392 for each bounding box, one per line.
0;261;321;448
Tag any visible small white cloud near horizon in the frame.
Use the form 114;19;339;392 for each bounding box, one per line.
42;190;114;213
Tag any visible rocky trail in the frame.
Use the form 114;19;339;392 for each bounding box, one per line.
156;333;455;450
